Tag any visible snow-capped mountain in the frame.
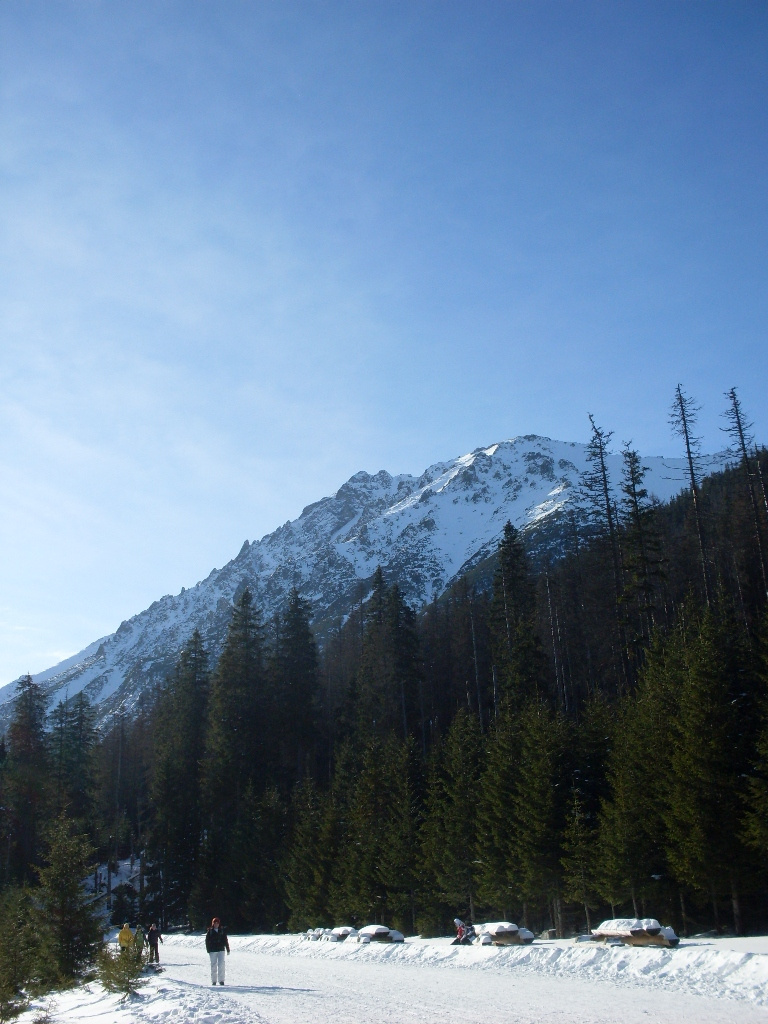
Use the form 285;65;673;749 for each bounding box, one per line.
0;435;724;724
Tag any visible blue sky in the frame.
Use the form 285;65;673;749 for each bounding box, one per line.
1;1;766;682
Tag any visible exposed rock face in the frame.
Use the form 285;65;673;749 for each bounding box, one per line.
0;435;719;724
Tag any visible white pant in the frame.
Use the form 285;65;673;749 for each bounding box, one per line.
209;950;226;983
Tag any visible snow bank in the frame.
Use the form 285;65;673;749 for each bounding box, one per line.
16;932;768;1024
208;933;768;1006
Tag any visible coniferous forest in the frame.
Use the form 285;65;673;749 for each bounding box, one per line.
2;389;768;993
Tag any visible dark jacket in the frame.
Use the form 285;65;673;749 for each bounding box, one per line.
147;926;163;947
205;926;230;953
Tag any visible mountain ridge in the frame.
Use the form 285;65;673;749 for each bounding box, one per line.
0;434;725;725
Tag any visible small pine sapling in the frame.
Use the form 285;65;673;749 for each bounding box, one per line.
96;944;148;1000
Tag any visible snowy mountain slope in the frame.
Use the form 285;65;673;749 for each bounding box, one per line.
0;435;725;724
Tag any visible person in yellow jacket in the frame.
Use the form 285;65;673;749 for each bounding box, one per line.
117;923;135;952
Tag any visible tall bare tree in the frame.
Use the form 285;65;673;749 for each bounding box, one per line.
670;385;711;607
723;388;768;602
584;414;628;687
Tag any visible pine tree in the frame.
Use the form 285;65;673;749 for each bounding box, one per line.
489;522;542;707
583;415;628;688
151;631;210;926
34;814;101;984
508;698;569;934
561;786;598;932
619;444;665;650
96;943;147;999
744;707;768;863
3;675;51;882
722;388;768;602
597;630;681;917
664;609;758;933
233;785;288;932
374;737;424;934
109;883;138;927
0;887;45;1020
744;612;768;862
420;710;483;925
355;570;423;743
475;708;520;917
561;696;612;930
670;385;712;607
283;777;328;930
50;692;97;822
193;590;267;925
330;736;392;924
203;590;266;809
270;589;320;786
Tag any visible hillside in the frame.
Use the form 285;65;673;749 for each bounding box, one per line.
0;434;722;724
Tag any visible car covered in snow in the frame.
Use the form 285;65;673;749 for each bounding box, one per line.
587;918;679;947
357;924;405;943
475;921;535;946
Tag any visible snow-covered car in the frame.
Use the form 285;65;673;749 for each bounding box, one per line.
357;924;403;943
476;922;534;946
589;919;679;948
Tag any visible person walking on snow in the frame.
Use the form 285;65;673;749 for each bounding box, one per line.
147;922;163;963
117;922;134;952
205;917;230;985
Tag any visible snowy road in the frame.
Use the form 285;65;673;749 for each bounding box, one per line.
22;933;768;1023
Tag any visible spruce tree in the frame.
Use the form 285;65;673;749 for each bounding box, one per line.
664;609;757;933
151;631;209;925
489;522;542;707
508;698;569;934
619;444;665;649
50;692;97;822
597;630;681;917
330;737;392;924
744;613;768;861
270;589;320;786
374;737;424;934
233;785;287;932
561;696;612;930
0;887;45;1019
34;814;101;984
475;707;520;917
561;785;598;932
744;718;768;862
283;777;328;930
420;710;483;925
193;590;267;925
355;571;423;743
203;590;266;809
3;675;51;882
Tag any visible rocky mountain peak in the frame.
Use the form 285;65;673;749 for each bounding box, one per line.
0;434;724;726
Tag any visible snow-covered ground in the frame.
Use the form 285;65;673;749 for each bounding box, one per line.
19;931;768;1023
